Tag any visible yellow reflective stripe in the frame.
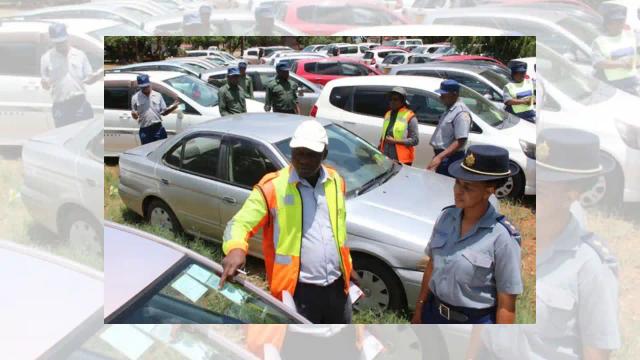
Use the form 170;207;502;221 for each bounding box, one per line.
597;32;638;81
507;80;535;113
222;187;267;254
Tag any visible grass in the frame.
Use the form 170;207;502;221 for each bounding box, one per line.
105;163;536;324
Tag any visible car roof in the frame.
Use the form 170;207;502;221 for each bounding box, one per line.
0;240;102;359
391;62;488;74
295;57;363;64
187;113;332;145
427;6;569;21
105;70;185;82
324;74;442;89
104;223;186;317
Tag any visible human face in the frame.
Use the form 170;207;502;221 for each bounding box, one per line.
228;75;240;86
605;20;625;36
239;67;246;76
277;69;289;80
55;40;70;55
439;92;458;107
453;178;493;209
141;85;152;96
291;146;325;179
512;71;525;82
389;94;404;111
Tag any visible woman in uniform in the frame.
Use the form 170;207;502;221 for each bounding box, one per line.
411;144;523;324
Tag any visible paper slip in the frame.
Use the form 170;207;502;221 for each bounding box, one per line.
349;282;364;304
281;290;297;312
205;276;245;305
100;324;154;360
186;264;212;284
361;330;385;360
171;274;208;303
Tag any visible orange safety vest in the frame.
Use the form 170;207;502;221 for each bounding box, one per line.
379;106;416;164
223;165;352;300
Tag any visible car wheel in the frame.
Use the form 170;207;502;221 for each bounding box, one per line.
580;162;623;209
495;166;525;199
353;255;406;313
146;199;182;233
60;209;102;245
364;325;448;360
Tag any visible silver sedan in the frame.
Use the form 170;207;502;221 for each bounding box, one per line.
201;65;323;116
118;114;455;313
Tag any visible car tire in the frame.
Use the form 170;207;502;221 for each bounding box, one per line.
60;208;103;245
495;165;525;199
580;162;623;210
146;198;182;234
352;255;406;313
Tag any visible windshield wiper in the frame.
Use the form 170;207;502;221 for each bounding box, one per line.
355;163;398;196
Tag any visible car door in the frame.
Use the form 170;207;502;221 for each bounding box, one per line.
156;133;224;239
217;136;280;257
0;30;52;145
104;81;138;155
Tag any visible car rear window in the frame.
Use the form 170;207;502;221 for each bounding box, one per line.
352;86;389;117
363;51;374;59
329;86;354;109
304;62;341;75
383;54;405;64
340;46;358;54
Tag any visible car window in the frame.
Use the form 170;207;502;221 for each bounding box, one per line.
408;56;430;64
291;77;313;93
359;46;369;53
227;137;277;188
384;54;405;64
340;62;367;76
329;85;354;110
155;88;199;115
104;86;130;110
248;50;257;56
112;262;298;324
363;51;374;60
352;86;389;117
164;75;219;107
0;42;40;76
446;73;501;100
397;69;443;78
459;87;507;128
255;72;276;92
207;73;227;87
164;141;182;168
305;62;341;75
404;88;447;125
341;46;358;54
172;135;222;178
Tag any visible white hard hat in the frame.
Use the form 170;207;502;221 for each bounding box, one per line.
289;120;328;153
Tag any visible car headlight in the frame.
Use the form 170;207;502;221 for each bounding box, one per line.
519;139;536;159
615;119;640;150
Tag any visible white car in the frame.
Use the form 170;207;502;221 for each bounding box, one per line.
312;75;536;198
377;52;432;73
0;20;103;147
260;49;296;64
320;43;371;59
361;48;407;67
187;50;237;63
301;44;328;52
382;38;423;48
104;71;265;156
242;47;262;64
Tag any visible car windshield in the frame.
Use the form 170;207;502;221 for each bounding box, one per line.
538;45;601;102
88;24;148;40
433;46;454;55
458;87;510;127
175;62;204;74
275;124;396;196
113;261;300;324
164;75;219;107
556;17;601;45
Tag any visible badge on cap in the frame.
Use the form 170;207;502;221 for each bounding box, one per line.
464;153;475;167
537;141;550;162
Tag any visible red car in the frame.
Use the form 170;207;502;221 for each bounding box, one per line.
275;0;408;35
433;55;506;67
291;57;380;86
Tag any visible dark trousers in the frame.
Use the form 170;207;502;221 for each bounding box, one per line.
139;122;168;145
52;95;93;128
281;325;358;360
421;294;496;324
433;149;464;177
293;277;352;324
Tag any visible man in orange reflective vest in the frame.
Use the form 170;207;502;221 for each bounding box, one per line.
378;87;419;166
220;120;357;324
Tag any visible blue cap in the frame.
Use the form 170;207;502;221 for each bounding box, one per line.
199;4;212;14
255;4;274;19
509;61;527;73
276;62;291;71
601;3;627;22
136;74;151;88
227;67;240;76
183;12;200;26
435;79;460;94
48;23;68;43
238;61;247;68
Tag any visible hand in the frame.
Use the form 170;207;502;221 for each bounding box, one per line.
171;98;181;107
350;271;362;288
385;136;396;144
131;111;139;120
411;306;423;324
264;105;271;112
427;156;442;171
219;248;246;289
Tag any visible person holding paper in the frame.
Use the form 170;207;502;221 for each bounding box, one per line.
412;145;523;324
131;74;180;145
220;120;359;324
503;61;536;123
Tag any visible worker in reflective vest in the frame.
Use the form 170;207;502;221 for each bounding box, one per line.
220;120;357;324
379;86;419;166
592;3;640;95
503;61;536;123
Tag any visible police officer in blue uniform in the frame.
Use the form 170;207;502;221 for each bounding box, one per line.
428;80;472;177
468;128;620;359
412;144;523;324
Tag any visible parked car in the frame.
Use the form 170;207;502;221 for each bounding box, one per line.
112;60;206;78
260;49;296;64
412;43;452;55
321;43;371;58
312;75;536;198
144;12;303;35
242;47;262;64
17;3;148;29
118;114;459;312
105;222;310;324
187;50;237;63
291;57;380;86
434;55;505;67
301;44;327;52
201;65;323;115
382;38;423;48
0;20;103;147
104;71;265;156
273;53;329;68
377;52;432;73
361;47;407;66
273;0;408;35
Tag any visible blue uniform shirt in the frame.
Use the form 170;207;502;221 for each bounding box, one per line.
429;99;471;150
426;203;523;309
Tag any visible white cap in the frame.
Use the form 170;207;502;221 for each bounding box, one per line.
289;120;328;153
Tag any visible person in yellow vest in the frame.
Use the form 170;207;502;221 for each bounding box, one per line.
592;3;640;95
220;120;357;324
503;61;536;123
378;87;419;166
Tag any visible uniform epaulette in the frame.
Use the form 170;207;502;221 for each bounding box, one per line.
442;204;456;211
581;232;618;277
496;215;521;245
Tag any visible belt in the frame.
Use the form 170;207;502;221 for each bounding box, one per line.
431;295;495;322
